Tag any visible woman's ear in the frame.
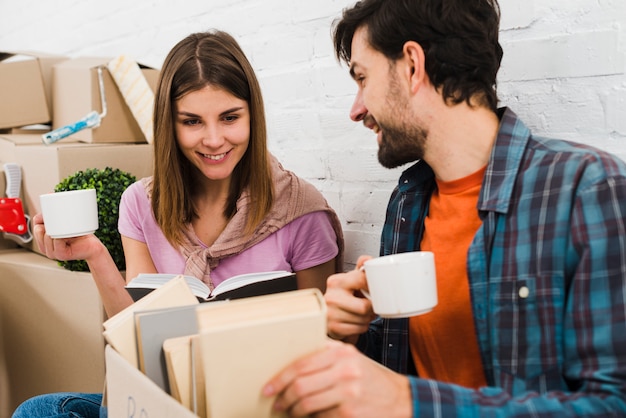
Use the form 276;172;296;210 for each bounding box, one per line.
402;41;426;94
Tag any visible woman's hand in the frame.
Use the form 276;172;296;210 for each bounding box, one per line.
32;212;104;263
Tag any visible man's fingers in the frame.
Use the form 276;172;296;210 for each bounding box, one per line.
267;341;347;415
264;340;340;397
355;255;373;269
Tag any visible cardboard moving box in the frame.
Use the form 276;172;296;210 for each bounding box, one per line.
0;249;106;417
52;57;159;143
0;51;67;129
0;307;9;418
0;134;153;253
106;345;197;418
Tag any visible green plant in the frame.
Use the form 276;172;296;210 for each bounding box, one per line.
54;167;136;272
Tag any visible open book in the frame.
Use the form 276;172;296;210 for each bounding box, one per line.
125;270;297;303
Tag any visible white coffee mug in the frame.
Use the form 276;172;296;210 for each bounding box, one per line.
40;189;99;239
361;251;437;318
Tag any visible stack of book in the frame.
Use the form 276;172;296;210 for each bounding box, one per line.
103;272;327;417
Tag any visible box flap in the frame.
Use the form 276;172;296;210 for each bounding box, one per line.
0;52;37;63
106;345;197;418
0;134;80;146
54;56;158;71
0;50;65;62
54;56;110;70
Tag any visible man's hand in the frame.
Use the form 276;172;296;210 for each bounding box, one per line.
263;339;413;417
325;255;377;342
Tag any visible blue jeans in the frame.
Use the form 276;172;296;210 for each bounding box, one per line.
12;392;106;418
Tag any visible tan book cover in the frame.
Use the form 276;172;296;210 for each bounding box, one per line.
195;288;327;418
102;275;199;368
162;334;207;417
162;335;192;406
190;335;207;418
162;334;198;413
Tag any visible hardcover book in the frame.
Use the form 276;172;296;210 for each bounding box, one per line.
194;288;327;417
125;270;297;303
134;304;199;392
102;275;199;369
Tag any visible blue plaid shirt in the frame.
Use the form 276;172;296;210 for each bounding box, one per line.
356;108;626;416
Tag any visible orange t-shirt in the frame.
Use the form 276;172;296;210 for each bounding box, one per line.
409;166;488;389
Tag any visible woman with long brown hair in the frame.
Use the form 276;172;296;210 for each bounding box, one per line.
15;29;343;418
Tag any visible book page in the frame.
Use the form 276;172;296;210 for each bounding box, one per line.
210;270;292;296
126;274;211;300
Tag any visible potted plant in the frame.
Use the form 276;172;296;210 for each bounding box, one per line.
54;167;136;272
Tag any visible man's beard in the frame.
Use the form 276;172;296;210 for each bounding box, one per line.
376;72;427;169
377;122;427;168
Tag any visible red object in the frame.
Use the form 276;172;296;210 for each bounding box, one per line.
0;197;28;235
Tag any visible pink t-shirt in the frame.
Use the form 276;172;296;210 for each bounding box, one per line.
118;180;339;287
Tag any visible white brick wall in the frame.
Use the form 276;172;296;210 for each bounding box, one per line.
1;0;625;269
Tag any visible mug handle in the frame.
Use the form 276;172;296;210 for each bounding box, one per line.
358;266;372;300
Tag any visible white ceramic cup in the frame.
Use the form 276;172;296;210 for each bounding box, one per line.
361;251;437;318
39;189;99;239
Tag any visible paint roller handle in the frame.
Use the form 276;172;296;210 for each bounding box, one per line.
41;111;102;145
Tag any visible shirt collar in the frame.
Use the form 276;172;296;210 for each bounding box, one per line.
398;160;434;192
478;107;531;214
396;107;531;214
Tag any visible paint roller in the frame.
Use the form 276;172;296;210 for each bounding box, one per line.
42;66;107;145
42;55;154;145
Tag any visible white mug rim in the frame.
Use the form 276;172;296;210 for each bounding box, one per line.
363;251;434;267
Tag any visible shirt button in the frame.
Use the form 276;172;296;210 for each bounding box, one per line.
519;286;530;298
401;217;406;222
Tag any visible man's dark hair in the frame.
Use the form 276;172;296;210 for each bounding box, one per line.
332;0;503;111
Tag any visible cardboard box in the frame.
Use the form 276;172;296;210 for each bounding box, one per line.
0;249;106;416
106;345;197;418
0;51;67;129
10;124;51;135
0;236;18;251
0;134;153;253
52;57;159;144
0;302;9;418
